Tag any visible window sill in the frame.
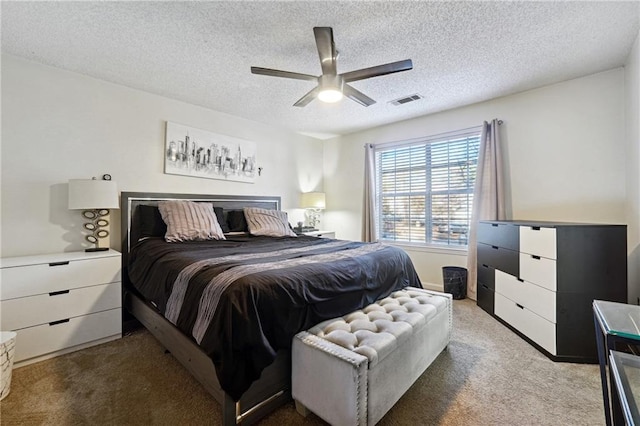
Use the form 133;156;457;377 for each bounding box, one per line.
382;241;468;256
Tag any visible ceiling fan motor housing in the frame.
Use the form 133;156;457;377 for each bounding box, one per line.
319;74;344;91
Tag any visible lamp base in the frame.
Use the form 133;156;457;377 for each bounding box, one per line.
85;247;109;252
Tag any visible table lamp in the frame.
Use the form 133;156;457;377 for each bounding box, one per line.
68;177;119;252
301;192;325;229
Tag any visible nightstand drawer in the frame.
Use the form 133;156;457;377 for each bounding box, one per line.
1;256;120;300
314;232;335;239
14;308;121;363
495;270;556;323
302;231;335;238
495;293;556;355
1;282;121;330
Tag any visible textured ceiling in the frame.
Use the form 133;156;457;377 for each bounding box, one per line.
2;1;639;139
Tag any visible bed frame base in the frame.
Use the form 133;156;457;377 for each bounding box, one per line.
124;289;291;425
120;192;291;425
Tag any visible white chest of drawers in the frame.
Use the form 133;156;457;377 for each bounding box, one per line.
0;250;122;367
477;221;627;363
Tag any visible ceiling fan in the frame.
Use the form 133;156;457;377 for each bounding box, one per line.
251;27;413;107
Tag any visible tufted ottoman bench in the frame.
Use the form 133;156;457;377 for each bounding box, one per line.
292;287;452;425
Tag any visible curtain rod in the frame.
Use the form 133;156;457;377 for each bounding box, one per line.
364;119;503;148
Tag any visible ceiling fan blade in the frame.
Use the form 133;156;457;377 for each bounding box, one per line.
293;86;320;107
251;67;317;82
343;84;376;107
341;59;413;83
313;27;337;75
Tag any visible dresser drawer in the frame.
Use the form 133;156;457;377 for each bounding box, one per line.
1;256;120;300
477;263;495;290
477;282;494;315
519;253;557;292
1;282;121;330
520;226;557;259
13;308;121;363
477;243;519;277
477;222;519;251
495;270;556;323
495;293;556;355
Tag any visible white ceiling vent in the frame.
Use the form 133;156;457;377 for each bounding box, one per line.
389;94;424;106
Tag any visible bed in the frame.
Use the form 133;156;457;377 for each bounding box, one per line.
120;192;422;425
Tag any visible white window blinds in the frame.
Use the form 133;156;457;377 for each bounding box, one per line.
375;127;481;246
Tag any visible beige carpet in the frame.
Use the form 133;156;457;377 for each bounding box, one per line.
0;299;605;425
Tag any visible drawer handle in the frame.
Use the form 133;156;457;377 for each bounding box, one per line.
491;245;499;250
481;283;489;289
531;255;541;260
491;224;498;227
49;290;70;296
516;303;524;310
481;264;489;268
49;261;69;267
531;226;541;231
49;318;70;326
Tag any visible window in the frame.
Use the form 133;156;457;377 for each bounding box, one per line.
375;127;481;247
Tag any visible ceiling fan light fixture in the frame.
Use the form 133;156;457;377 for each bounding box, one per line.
318;88;343;103
317;74;344;103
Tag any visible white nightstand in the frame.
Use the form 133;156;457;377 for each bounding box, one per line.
0;250;122;367
303;230;336;239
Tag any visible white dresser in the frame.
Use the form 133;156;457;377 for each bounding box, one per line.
0;250;122;367
477;221;627;362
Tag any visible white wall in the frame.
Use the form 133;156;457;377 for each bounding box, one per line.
3;54;634;299
0;55;324;257
626;30;640;305
324;69;627;288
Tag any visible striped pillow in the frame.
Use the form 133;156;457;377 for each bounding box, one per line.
158;200;226;242
244;207;296;237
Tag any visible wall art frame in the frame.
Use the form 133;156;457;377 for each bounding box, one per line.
164;121;257;183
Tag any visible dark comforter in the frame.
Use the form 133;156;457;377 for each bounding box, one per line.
127;235;421;400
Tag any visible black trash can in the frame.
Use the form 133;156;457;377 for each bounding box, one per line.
442;266;467;300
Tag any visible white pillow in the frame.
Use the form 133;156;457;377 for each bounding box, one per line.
243;207;296;237
158;200;226;242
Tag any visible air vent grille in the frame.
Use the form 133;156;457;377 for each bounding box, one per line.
389;94;424;106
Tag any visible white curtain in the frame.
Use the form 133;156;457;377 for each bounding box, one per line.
362;143;377;242
466;119;506;300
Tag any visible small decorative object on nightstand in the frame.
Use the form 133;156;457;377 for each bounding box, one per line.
301;192;325;229
68;175;119;252
0;250;122;367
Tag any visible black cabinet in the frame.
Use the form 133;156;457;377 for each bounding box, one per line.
477;220;627;363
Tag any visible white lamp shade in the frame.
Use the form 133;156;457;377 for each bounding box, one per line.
68;179;119;210
301;192;326;209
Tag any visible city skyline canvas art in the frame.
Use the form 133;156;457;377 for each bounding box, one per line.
164;122;257;183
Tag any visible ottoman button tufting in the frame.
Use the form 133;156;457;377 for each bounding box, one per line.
292;287;452;425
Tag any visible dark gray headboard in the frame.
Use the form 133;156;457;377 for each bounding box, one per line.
120;191;281;286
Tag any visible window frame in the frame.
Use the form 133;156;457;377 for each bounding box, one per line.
373;126;482;250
